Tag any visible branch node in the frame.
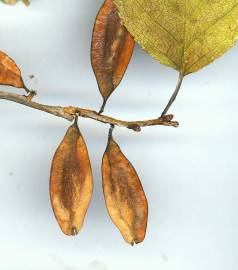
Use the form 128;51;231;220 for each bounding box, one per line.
25;90;37;102
127;124;141;132
64;106;77;116
159;114;174;122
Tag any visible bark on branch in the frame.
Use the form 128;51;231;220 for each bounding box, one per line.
0;90;179;131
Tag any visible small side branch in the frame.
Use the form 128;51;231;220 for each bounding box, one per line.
0;90;179;131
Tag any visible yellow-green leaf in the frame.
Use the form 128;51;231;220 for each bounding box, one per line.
114;0;238;75
2;0;17;4
22;0;29;5
1;0;30;5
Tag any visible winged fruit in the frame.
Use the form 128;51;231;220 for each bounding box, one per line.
91;0;135;112
50;119;93;236
102;127;148;245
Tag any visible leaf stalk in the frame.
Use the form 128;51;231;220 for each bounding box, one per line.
161;73;184;116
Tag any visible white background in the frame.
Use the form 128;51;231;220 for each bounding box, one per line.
0;1;238;269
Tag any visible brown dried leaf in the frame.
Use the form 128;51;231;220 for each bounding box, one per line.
102;131;148;245
0;51;25;89
91;0;135;104
50;120;93;236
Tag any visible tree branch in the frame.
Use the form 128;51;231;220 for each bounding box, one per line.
0;90;179;131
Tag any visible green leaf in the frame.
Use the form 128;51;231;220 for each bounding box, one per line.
114;0;238;75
